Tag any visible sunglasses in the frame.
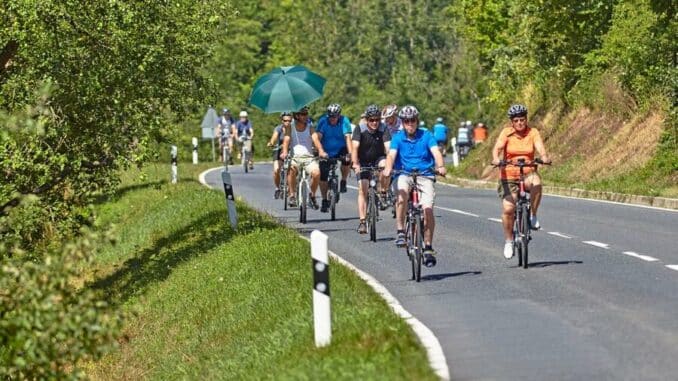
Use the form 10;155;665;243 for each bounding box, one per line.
367;118;380;123
402;118;417;123
282;119;292;122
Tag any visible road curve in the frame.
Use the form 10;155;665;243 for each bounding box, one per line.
204;164;678;381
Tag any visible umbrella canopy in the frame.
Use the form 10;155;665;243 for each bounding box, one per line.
249;65;326;113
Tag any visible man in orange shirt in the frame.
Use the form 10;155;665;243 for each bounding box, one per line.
491;104;551;259
472;122;488;145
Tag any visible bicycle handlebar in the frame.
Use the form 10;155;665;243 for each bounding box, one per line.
494;158;552;168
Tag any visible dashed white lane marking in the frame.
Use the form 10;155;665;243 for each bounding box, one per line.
435;206;479;217
487;217;502;223
548;231;572;239
583;241;610;249
666;265;678;272
623;251;659;262
347;185;359;190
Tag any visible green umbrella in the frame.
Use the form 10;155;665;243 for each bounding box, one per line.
249;65;326;113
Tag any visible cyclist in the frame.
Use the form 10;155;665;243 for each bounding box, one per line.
351;104;391;234
382;104;402;135
491;104;551;259
267;112;292;199
217;108;235;163
313;103;352;213
280;107;320;209
455;120;472;159
432;117;449;156
383;105;446;267
473;122;488;145
234;110;254;170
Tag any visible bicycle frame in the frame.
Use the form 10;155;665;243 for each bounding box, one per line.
360;166;383;242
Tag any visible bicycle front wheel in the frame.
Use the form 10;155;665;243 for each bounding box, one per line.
405;217;416;280
329;179;337;221
300;182;307;224
514;210;522;267
368;188;377;242
521;204;530;269
414;212;424;282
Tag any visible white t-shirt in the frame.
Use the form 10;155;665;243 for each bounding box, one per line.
291;121;314;156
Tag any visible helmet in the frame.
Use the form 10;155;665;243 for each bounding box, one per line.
436;117;443;123
398;105;419;119
239;110;248;118
507;104;528;118
419;121;426;127
326;103;341;117
465;120;472;127
222;108;230;115
364;104;381;118
382;104;398;119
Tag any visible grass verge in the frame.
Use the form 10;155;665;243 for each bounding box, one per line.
85;162;437;380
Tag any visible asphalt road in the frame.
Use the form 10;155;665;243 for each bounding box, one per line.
204;163;678;381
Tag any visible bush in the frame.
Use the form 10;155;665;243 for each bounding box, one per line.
0;230;122;380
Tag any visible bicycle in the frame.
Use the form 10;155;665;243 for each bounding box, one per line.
222;144;231;171
239;135;253;173
359;166;383;242
320;158;340;221
496;158;549;269
395;169;434;282
293;155;316;224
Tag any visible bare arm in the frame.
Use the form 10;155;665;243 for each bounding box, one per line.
383;149;397;177
312;130;326;158
351;140;361;171
430;146;446;176
533;132;550;163
491;136;505;165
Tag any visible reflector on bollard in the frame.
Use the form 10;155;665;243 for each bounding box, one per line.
221;170;237;229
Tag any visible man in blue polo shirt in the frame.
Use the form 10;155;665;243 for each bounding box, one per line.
313;103;352;213
383;105;446;267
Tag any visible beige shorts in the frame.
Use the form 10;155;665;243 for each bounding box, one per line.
397;175;435;207
497;172;540;201
291;156;319;175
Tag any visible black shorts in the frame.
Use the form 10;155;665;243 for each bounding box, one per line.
358;157;386;180
319;147;349;181
272;149;282;161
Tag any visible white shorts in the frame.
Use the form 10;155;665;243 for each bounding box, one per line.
397;175;435;208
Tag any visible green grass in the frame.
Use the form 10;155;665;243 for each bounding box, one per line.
86;163;437;380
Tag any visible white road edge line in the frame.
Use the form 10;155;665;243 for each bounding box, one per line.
666;265;678;272
622;251;659;262
435;206;479;217
198;167;450;381
583;241;610;249
545;193;678;212
547;231;572;239
487;217;502;223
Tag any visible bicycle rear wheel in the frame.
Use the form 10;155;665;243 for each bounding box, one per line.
368;188;377;242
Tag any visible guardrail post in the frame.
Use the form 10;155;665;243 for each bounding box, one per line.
192;137;199;164
221;170;238;229
311;230;331;347
170;145;178;184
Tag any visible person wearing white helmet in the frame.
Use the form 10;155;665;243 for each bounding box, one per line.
381;104;402;135
234;110;254;169
456;120;472;160
217;108;235;164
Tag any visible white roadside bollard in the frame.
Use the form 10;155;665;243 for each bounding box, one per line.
221;170;238;229
192;137;199;164
170;145;178;184
451;137;459;167
311;230;331;347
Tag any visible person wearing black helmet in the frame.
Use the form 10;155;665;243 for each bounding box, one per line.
491;103;552;259
217;108;235;164
313;103;353;213
268;112;292;199
352;104;391;234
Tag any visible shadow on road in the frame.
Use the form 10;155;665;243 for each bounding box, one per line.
525;260;583;268
421;271;482;281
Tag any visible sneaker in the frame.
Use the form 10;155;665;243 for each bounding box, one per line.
288;196;297;208
423;247;437;267
530;215;540;230
320;199;330;213
503;241;514;259
357;220;367;234
395;232;406;247
274;189;281;199
309;196;319;210
340;180;347;193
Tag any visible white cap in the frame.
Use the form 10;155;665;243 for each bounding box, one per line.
239;111;248;118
